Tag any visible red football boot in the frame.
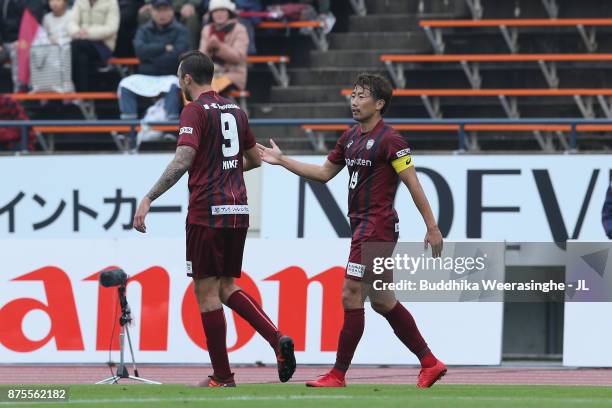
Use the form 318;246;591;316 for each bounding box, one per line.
197;374;236;387
416;360;447;388
305;370;346;387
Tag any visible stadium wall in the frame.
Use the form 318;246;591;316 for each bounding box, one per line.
1;154;610;366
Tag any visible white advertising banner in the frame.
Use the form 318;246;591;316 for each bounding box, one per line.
0;154;262;238
563;241;612;367
0;238;503;365
261;155;611;242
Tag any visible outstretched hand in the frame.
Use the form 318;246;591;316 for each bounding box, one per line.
256;139;284;165
133;197;151;233
424;226;443;258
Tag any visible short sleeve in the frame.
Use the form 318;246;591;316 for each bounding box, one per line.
384;133;414;174
177;103;203;151
327;131;349;165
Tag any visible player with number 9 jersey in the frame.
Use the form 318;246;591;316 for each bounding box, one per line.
177;92;254;230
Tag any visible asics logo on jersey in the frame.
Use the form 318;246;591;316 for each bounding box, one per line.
179;127;193;135
345;157;372;167
396;148;411;158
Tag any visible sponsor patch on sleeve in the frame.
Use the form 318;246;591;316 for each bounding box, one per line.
396;148;411;158
346;262;366;278
391;154;414;174
179;127;193;135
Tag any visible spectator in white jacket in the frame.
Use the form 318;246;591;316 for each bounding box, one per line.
43;0;72;45
67;0;120;91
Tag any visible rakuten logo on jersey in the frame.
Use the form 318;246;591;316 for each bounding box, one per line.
345;158;372;167
179;127;193;135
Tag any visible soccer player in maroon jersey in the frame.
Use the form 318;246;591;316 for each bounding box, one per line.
258;73;446;388
133;50;296;387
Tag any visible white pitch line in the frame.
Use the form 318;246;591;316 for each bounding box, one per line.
1;394;611;406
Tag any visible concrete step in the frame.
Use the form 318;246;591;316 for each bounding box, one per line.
310;49;418;68
364;0;468;15
348;13;457;32
249;101;427;119
329;31;429;51
250;102;350;119
289;68;388;86
270;86;348;104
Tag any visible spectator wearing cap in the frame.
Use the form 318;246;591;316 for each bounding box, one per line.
199;0;249;94
138;0;202;49
67;0;120;91
117;0;188;121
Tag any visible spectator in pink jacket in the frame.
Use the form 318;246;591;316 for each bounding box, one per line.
199;0;249;94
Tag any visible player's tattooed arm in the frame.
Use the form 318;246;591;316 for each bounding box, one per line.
146;146;196;201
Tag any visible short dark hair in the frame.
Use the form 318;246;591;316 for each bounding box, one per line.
178;51;214;85
353;73;393;115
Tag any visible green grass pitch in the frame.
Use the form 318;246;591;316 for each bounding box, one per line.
4;384;612;408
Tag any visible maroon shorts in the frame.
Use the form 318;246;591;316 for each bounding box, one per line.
347;217;399;282
186;224;248;279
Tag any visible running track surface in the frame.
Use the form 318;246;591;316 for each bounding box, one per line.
1;365;611;386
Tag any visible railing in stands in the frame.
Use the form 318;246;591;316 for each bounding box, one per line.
2;118;612;153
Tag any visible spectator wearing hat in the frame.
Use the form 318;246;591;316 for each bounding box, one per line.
118;0;188;121
199;0;249;94
67;0;120;91
138;0;202;49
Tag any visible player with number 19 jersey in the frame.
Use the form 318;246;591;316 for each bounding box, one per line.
327;119;413;280
177;91;254;229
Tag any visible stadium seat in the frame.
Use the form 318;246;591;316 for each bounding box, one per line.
379;54;612;89
419;18;612;54
256;21;328;51
340;88;612;120
301;122;612;152
463;0;561;19
108;56;290;88
5;90;250;121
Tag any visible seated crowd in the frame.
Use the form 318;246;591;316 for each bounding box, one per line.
0;0;334;150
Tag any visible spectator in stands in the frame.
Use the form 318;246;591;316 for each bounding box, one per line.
0;0;23;91
43;0;72;45
116;0;144;57
265;0;335;34
603;181;612;239
199;0;249;94
67;0;120;91
138;0;202;49
117;0;188;120
0;95;35;151
201;0;262;54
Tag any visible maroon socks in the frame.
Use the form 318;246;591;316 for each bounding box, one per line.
226;290;280;349
383;301;437;368
200;309;232;379
332;308;365;376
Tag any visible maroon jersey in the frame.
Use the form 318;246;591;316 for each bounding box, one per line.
327;119;412;240
177;91;255;228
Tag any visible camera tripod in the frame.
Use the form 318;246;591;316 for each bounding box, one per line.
95;285;161;385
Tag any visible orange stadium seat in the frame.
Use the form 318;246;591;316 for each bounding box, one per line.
256;20;328;51
419;18;612;53
108;56;291;88
379;53;612;89
340;88;612;120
